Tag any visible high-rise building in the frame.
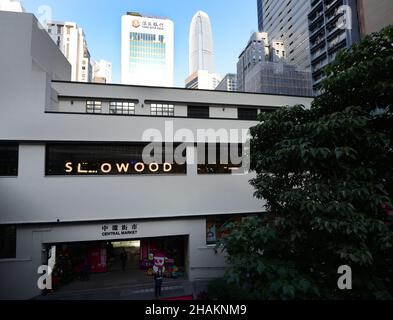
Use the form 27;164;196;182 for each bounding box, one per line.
45;21;93;82
258;0;312;71
121;12;174;87
92;59;112;84
216;73;238;92
308;0;361;94
186;11;220;90
257;0;263;32
185;70;221;90
237;32;313;96
0;0;24;12
357;0;393;37
189;11;215;75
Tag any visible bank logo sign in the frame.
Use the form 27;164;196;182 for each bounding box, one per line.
131;18;165;31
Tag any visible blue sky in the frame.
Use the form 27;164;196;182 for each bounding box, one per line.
23;0;258;87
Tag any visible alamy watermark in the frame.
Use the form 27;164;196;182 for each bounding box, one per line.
140;122;251;174
37;265;52;290
337;265;352;290
337;5;353;31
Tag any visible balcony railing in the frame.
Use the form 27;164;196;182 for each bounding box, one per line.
309;10;324;24
328;33;346;49
311;48;326;61
325;0;340;12
312;60;328;73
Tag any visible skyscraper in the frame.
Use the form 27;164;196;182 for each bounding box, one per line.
189;11;215;75
308;0;361;94
257;0;263;32
45;21;93;82
121;12;174;87
258;0;312;71
215;73;238;92
186;11;220;90
237;32;313;96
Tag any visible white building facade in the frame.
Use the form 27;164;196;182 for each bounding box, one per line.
0;11;313;300
45;20;93;82
121;12;174;87
0;0;24;12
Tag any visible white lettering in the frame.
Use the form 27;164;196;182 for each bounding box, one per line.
135;162;145;173
337;265;352;290
116;163;129;173
65;162;73;173
149;163;159;172
164;163;172;172
77;163;88;174
37;265;52;290
101;163;112;174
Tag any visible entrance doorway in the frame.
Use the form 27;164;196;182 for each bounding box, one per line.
45;235;188;292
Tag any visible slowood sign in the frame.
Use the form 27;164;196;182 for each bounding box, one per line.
64;161;174;175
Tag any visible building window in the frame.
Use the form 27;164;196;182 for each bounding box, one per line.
45;143;187;176
197;144;243;175
0;225;16;259
110;102;136;115
238;108;258;121
86;101;102;114
0;143;18;176
150;103;174;116
188;106;209;119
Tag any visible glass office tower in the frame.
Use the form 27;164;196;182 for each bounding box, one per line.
258;0;312;71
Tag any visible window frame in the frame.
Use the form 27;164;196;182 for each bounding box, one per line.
109;101;136;115
197;143;244;175
45;142;187;176
150;103;175;117
238;108;258;121
0;143;19;177
86;101;102;114
0;225;16;259
188;105;210;119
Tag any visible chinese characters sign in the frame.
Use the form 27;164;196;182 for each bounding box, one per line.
133;19;164;31
101;223;138;237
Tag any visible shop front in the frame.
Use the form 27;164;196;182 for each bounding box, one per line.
45;235;188;291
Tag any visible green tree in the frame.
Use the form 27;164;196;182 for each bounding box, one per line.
219;26;393;299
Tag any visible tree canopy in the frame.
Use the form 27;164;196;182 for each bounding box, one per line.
219;26;393;299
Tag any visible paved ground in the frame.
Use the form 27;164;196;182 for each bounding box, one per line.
35;269;193;300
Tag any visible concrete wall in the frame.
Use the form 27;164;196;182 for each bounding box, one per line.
358;0;393;36
0;143;263;224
